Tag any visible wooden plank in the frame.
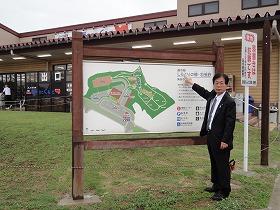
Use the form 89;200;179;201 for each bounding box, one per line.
261;20;271;166
72;32;84;199
72;142;84;199
83;47;216;62
84;137;207;150
212;42;224;73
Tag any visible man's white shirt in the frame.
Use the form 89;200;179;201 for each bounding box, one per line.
208;91;226;130
3;87;11;96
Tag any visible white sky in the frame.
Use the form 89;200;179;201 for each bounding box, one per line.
0;0;177;33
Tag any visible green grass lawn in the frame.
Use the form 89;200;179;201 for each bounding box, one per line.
0;111;279;210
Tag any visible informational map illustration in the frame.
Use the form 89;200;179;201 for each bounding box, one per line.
84;66;175;133
83;61;214;135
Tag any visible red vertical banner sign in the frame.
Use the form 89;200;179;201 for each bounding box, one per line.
241;30;257;172
241;30;257;86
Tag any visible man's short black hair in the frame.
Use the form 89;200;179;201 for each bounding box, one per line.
212;72;229;85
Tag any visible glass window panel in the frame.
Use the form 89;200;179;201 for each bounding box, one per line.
243;0;258;8
261;0;278;6
26;74;30;83
66;71;72;82
26;85;38;97
39;83;52;97
3;75;6;83
17;74;21;86
26;73;34;83
52;83;65;96
154;20;167;27
32;36;47;42
31;72;37;82
11;74;15;82
189;4;203;16
21;74;25;86
66;82;72;95
67;64;72;71
26;73;32;83
144;22;156;28
144;20;167;28
54;65;67;71
39;72;50;82
0;75;3;82
205;2;219;14
6;74;11;82
53;71;65;82
29;73;33;82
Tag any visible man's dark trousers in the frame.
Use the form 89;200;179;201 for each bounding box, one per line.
4;95;11;108
207;131;231;196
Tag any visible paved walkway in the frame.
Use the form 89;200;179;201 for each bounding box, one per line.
265;174;280;210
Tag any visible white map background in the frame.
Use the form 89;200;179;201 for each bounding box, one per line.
83;61;214;135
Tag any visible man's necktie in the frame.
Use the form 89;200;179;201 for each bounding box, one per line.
206;97;217;130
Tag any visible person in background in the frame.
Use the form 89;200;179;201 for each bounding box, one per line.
2;84;12;109
185;73;236;201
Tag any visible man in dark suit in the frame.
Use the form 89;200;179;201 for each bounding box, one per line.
185;72;236;201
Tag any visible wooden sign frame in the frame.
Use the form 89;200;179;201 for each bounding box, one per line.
71;31;224;199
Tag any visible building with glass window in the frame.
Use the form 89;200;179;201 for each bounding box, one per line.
0;0;279;112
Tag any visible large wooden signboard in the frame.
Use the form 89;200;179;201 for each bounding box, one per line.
71;32;223;199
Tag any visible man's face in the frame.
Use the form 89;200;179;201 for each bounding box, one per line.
213;76;227;95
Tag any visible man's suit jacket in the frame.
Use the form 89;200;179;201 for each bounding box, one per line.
192;83;236;150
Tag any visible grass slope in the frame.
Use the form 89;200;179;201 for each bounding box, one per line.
0;111;279;210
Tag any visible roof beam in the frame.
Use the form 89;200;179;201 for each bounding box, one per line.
83;46;216;61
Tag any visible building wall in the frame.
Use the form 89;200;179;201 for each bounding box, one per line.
177;0;280;23
0;29;19;46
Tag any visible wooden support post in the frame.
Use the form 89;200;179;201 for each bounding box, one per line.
72;32;84;199
261;20;271;166
212;42;224;73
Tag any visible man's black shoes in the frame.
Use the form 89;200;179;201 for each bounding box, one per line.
204;186;230;201
211;192;228;201
204;186;218;193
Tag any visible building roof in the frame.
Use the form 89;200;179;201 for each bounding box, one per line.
0;10;279;54
20;10;177;38
0;23;19;37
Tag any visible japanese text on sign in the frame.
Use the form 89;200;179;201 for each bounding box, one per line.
241;30;257;86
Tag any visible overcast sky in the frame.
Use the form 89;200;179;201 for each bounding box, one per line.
0;0;177;33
